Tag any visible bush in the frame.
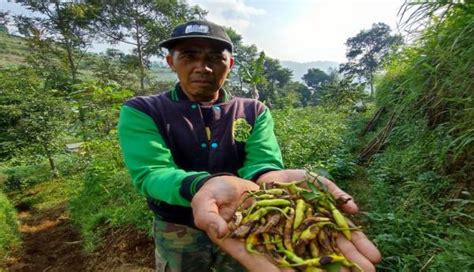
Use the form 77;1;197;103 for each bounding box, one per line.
273;106;357;180
357;3;474;270
68;138;152;251
2;162;51;191
0;191;20;260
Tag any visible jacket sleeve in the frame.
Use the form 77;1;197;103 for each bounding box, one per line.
118;105;211;207
238;108;284;180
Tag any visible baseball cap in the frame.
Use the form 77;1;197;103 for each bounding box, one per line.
159;20;233;52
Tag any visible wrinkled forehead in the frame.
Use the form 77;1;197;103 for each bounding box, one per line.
170;38;231;54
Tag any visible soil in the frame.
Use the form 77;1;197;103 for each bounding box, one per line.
2;202;155;272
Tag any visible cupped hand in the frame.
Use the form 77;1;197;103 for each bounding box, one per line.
257;169;382;271
191;175;290;271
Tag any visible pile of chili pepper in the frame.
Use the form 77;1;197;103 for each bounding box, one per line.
227;173;362;272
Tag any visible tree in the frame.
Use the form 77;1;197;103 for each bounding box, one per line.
0;12;9;33
225;27;259;98
0;67;69;176
90;0;205;93
90;49;140;89
340;22;402;96
302;68;330;89
237;51;267;100
318;74;367;108
15;0;99;84
252;56;292;104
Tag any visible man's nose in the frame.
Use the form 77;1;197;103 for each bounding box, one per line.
194;58;212;73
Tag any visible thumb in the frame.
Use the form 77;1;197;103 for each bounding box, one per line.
206;214;229;239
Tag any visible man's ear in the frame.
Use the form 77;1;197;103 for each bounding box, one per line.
229;57;235;69
166;54;175;71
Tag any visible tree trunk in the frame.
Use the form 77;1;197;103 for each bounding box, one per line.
55;1;77;83
251;85;259;100
134;20;146;93
43;143;58;178
65;41;77;83
369;73;374;97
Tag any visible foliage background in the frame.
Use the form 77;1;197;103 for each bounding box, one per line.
1;1;473;270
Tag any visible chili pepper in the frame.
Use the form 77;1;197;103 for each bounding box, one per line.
242;207;269;224
272;180;305;187
278;248;305;264
274;234;285;251
262;232;275;252
255;193;276;199
246;233;260;254
303;216;331;225
293;199;306;229
309;240;320;258
317;227;333;255
230;221;254;238
341;258;363;272
292;229;301;244
271;252;291;267
328;227;340;254
264;188;286;196
329;202;351;240
285;254;347;267
254;213;281;234
317;207;332;217
302;255;347;267
283;207;295;251
256;199;291;207
305;205;313;218
243;206;286;224
298;224;320;244
233;211;243;226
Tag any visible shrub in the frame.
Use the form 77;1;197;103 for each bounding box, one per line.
273;106;357;180
0;191;20;260
2;162;51;191
68;138;151;251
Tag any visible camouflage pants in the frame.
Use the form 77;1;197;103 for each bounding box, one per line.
153;216;245;272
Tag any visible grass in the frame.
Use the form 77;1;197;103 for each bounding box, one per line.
0;191;20;261
0;33;29;67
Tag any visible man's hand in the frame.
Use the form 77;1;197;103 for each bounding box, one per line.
257;169;382;272
191;175;288;271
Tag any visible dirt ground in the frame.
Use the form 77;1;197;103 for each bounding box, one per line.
2;203;155;272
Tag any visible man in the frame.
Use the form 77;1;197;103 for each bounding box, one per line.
118;20;381;272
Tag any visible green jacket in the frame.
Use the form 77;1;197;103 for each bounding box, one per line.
118;85;283;226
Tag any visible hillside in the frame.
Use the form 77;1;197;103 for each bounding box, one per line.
280;60;339;82
0;33;176;82
0;32;29;67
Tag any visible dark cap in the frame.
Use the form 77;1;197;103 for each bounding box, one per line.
160;20;233;52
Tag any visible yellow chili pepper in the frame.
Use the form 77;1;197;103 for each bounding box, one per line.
329;202;351;240
293;199;306;229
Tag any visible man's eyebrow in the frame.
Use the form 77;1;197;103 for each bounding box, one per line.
179;48;200;54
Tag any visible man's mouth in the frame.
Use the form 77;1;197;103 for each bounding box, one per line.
191;79;213;84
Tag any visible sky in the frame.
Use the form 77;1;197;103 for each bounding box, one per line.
1;0;407;63
187;0;407;62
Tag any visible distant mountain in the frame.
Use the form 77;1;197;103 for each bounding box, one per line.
280;60;339;82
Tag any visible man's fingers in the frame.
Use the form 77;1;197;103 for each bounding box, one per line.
192;197;229;238
350;230;382;264
317;175;359;214
337;234;376;272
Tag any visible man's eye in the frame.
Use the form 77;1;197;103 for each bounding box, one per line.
209;54;225;61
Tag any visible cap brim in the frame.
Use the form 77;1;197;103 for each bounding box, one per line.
159;35;233;52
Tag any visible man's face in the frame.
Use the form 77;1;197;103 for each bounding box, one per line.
166;38;234;102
